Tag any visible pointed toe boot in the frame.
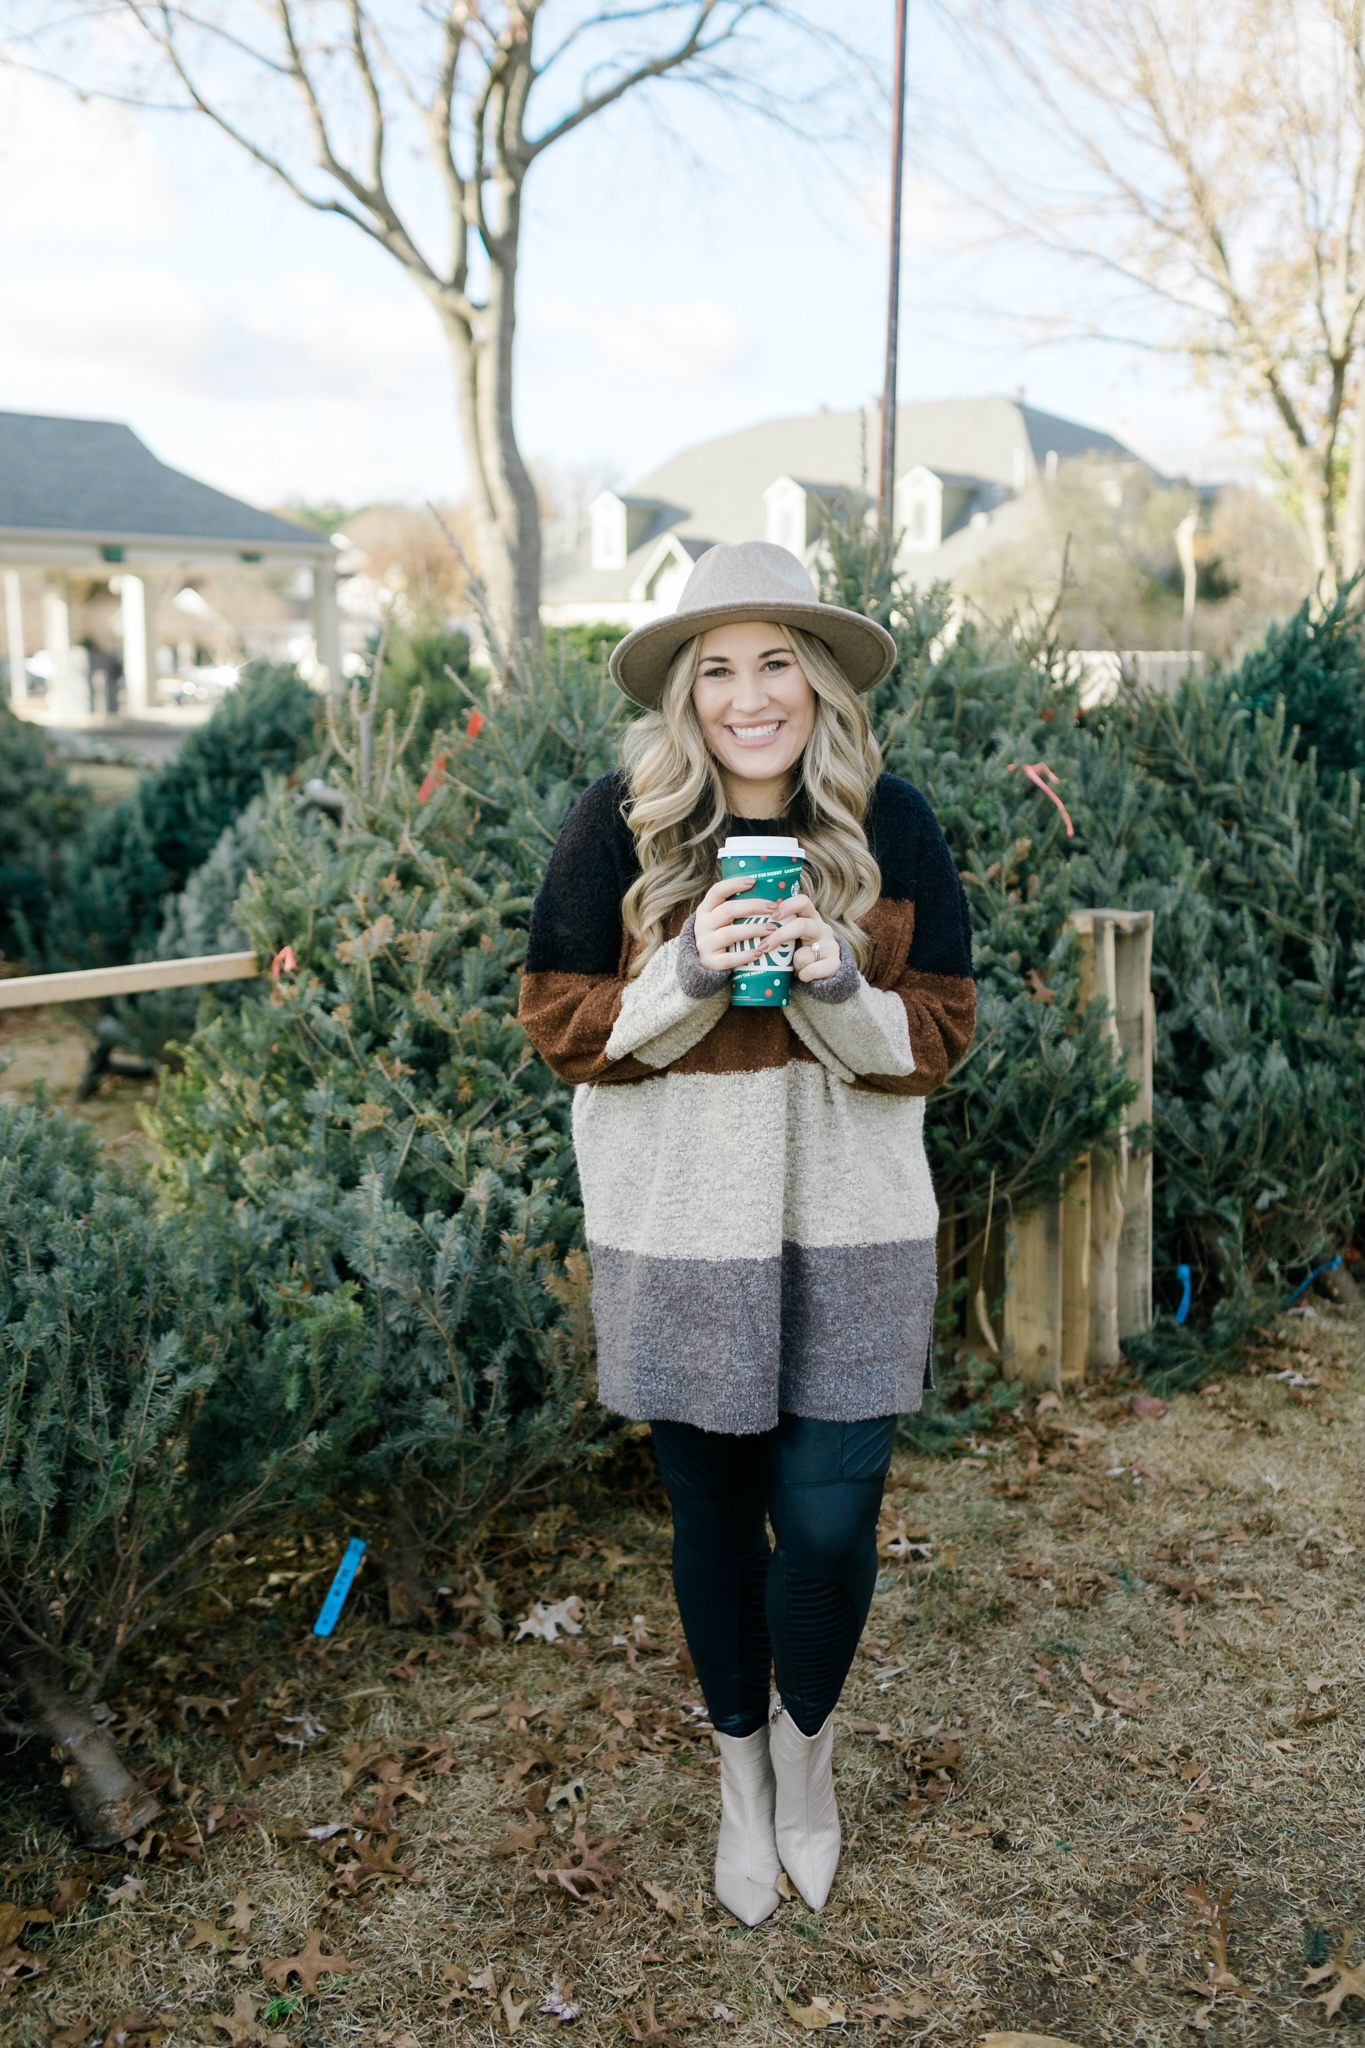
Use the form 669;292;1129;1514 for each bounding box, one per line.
769;1706;840;1912
713;1725;783;1927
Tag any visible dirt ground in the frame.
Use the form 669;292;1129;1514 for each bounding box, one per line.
1;1306;1360;2048
0;1004;154;1152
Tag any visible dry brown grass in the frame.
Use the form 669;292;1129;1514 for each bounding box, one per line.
2;1306;1360;2048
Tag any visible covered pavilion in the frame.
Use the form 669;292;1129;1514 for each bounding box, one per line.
0;410;340;721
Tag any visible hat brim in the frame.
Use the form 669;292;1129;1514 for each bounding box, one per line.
607;600;897;709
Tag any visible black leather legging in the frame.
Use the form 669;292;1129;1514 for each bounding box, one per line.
651;1412;897;1739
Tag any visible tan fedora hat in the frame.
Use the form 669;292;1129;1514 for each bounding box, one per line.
608;541;897;709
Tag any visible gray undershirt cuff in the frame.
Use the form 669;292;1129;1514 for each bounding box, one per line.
796;936;861;1003
676;913;733;999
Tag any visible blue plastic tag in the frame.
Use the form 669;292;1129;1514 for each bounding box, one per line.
313;1537;367;1637
1174;1264;1192;1325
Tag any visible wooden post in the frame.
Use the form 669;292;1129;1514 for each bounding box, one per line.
1113;915;1155;1336
1059;1154;1092;1386
1067;909;1156;1368
1002;1200;1062;1391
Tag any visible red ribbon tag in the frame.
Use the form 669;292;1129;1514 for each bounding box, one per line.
1007;761;1075;837
466;708;486;739
417;752;448;803
270;944;297;979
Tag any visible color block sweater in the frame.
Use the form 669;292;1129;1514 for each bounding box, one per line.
518;770;975;1435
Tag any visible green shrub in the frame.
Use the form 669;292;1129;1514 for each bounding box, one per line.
821;524;1363;1373
1229;579;1363;779
370;625;473;762
0;705;86;966
47;662;319;969
0;1100;359;1840
153;690;615;1622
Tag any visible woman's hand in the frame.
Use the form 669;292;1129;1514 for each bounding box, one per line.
773;894;842;982
692;872;780;973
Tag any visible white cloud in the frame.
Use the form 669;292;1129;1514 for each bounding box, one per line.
0;263;443;406
0;73;177;234
537;296;748;383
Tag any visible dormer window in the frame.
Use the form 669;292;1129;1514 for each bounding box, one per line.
895;466;944;552
591;493;628;570
763;476;812;555
590;492;661;570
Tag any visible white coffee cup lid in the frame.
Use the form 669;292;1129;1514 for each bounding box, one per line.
719;836;805;861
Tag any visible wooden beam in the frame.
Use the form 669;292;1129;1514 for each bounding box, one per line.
0;952;259;1011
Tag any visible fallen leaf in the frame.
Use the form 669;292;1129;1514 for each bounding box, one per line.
536;1821;622;1901
1176;1812;1208;1833
260;1928;352;1995
1129;1394;1167;1419
856;1994;931;2022
501;1988;531;2035
101;2014;176;2048
515;1596;584;1643
0;1901;52;1947
469;1966;499;1995
102;1877;146;1907
209;1996;272;2048
539;1973;582;2023
776;1871;799;1901
48;1879;90;1921
1184;1881;1241;1991
643;1881;685;1923
785;1997;849;2030
624;1992;693;2042
225;1892;254;1936
494;1818;548;1857
978;2036;1088;2048
1306;1932;1365;2020
46;2024;95;2047
185;1918;234;1952
376;2034;423;2048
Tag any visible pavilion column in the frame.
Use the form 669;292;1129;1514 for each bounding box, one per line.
118;573;150;715
42;581;86;719
313;550;342;693
3;571;23;704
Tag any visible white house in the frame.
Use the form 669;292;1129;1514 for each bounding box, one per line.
541;396;1140;630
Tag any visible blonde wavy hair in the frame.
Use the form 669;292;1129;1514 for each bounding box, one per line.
619;625;883;975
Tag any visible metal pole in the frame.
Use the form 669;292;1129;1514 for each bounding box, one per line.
878;0;910;536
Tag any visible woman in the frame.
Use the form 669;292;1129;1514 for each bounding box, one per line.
519;541;974;1926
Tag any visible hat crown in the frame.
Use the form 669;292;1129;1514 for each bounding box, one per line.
676;540;816;618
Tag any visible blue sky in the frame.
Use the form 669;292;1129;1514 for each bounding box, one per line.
0;4;1246;515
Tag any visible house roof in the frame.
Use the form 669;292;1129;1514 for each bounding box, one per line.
0;411;329;553
543;397;1137;608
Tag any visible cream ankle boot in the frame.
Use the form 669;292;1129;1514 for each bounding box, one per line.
769;1707;840;1911
713;1725;782;1927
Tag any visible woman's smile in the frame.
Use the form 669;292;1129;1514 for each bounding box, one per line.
726;717;785;745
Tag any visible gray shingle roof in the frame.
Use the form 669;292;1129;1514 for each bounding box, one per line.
0;411;328;549
543;398;1138;606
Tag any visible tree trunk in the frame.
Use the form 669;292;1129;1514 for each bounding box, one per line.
20;1660;158;1847
436;262;542;656
1292;443;1337;600
383;1491;432;1628
1341;376;1365;583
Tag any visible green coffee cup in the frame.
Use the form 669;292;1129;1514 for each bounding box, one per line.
718;835;806;1007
